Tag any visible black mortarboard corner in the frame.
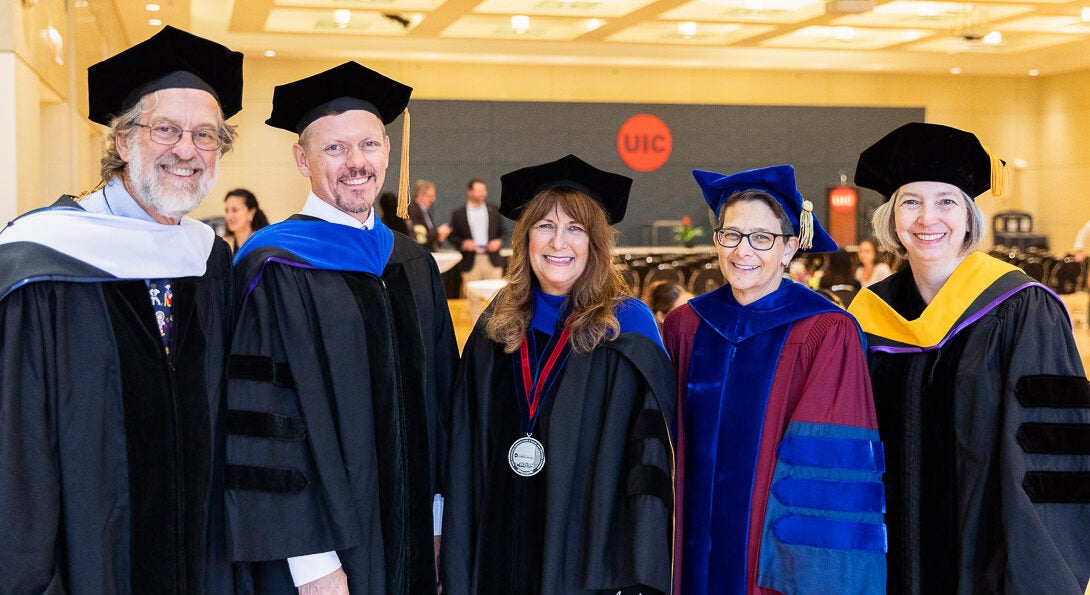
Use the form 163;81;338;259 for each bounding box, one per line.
265;62;412;134
854;122;1004;200
692;164;838;253
87;26;243;126
499;154;632;224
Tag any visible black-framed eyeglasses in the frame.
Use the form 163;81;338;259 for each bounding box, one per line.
134;122;221;151
714;229;793;251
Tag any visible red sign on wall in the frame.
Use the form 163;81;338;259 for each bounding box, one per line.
827;186;858;247
617;114;672;172
829;186;857;213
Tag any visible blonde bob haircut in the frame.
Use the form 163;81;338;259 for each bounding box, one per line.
485;187;628;355
871;185;986;259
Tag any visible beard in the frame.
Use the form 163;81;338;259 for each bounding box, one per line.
126;140;216;220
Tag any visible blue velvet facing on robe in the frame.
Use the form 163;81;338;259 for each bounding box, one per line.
234;217;394;276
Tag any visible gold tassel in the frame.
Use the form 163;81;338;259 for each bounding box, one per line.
983;144;1005;198
798;199;814;250
396;108;411;219
75;179;108;200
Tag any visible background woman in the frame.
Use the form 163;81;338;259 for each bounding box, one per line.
223;187;268;251
441;154;674;595
664;165;886;594
643;279;694;327
848;122;1090;593
854;238;891;287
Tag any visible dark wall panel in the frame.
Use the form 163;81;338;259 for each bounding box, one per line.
387;101;923;246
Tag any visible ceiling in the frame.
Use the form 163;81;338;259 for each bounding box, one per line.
92;0;1090;76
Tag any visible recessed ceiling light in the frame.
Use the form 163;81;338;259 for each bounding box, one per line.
918;1;940;17
584;18;605;31
145;3;160;11
744;0;765;11
334;9;351;27
264;50;276;58
148;18;162;26
511;15;530;34
678;21;697;37
950;67;962;74
1029;69;1040;76
982;31;1002;45
834;26;854;40
1083;7;1090;22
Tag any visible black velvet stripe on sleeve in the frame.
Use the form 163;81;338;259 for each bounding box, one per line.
226;410;307;441
225;465;309;494
1015;375;1090;408
1022;471;1090;503
625;464;673;506
630;409;671;448
1016;423;1090;455
227;354;295;388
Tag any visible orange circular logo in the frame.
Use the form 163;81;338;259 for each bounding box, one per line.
617;114;672;172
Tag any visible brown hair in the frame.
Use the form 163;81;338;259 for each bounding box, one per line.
486;187;627;354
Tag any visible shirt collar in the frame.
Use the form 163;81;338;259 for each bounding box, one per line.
300;191;374;229
466;201;488;212
79;176;163;224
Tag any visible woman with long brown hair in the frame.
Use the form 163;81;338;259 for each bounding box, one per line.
441;154;675;595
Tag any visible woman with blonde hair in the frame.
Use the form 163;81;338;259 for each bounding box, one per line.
441;154;674;595
848;122;1090;593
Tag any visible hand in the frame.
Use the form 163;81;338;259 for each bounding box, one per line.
437;224;452;244
1076;250;1085;263
461;239;477;252
298;567;349;595
486;239;502;253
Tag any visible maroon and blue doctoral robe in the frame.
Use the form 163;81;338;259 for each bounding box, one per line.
664;279;886;595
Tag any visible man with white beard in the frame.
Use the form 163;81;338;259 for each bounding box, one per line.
0;26;241;594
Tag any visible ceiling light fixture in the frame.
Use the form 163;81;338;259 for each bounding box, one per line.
950;67;962;74
744;0;765;11
334;9;352;28
148;18;162;26
585;18;605;31
512;15;530;34
1029;69;1040;76
678;21;698;37
834;26;854;40
1082;7;1090;21
982;30;1002;44
264;50;276;57
918;1;940;17
145;3;160;11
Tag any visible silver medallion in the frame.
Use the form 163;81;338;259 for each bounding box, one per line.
508;435;546;477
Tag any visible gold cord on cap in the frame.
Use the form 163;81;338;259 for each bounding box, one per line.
983;144;1005;198
396;108;411;219
798;199;815;250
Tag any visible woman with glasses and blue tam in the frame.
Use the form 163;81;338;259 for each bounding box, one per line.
441;154;675;595
663;164;886;595
848;123;1090;594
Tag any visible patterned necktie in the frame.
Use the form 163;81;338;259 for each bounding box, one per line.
149;278;174;353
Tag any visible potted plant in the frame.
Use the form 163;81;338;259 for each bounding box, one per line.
673;215;704;248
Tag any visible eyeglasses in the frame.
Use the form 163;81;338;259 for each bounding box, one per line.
135;122;221;151
714;229;792;251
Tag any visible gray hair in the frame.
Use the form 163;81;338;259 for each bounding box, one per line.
100;90;236;182
871;186;986;258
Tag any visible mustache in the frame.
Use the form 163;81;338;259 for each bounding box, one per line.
156;154;204;171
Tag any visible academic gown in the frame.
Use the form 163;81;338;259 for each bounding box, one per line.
441;290;676;595
664;279;887;595
226;215;458;595
0;197;234;594
847;252;1090;594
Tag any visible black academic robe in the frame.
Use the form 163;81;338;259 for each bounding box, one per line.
0;227;234;594
848;253;1090;594
226;218;458;594
441;308;676;595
